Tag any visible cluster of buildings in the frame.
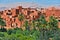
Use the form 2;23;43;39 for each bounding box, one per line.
0;6;60;29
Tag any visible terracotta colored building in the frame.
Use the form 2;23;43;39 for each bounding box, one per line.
0;6;60;29
42;7;60;28
0;6;40;29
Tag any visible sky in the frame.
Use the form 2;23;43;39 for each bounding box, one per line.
0;0;60;8
0;0;60;5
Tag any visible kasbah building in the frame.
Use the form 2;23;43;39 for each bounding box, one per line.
0;6;60;29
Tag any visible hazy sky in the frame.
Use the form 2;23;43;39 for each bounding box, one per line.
0;0;60;6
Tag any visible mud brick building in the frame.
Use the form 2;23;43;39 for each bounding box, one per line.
0;6;60;29
42;7;60;28
0;6;40;29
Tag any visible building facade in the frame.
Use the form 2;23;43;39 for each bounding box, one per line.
0;6;60;29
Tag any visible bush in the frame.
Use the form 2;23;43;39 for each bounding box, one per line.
0;15;59;40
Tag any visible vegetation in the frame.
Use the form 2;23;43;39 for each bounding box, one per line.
0;14;60;40
0;17;6;27
18;13;25;21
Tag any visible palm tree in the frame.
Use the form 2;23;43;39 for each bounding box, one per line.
0;17;6;27
48;16;58;30
37;14;47;30
18;13;24;21
0;17;6;32
18;13;25;27
23;20;30;30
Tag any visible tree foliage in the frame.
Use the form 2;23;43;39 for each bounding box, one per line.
0;17;6;26
0;14;59;40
